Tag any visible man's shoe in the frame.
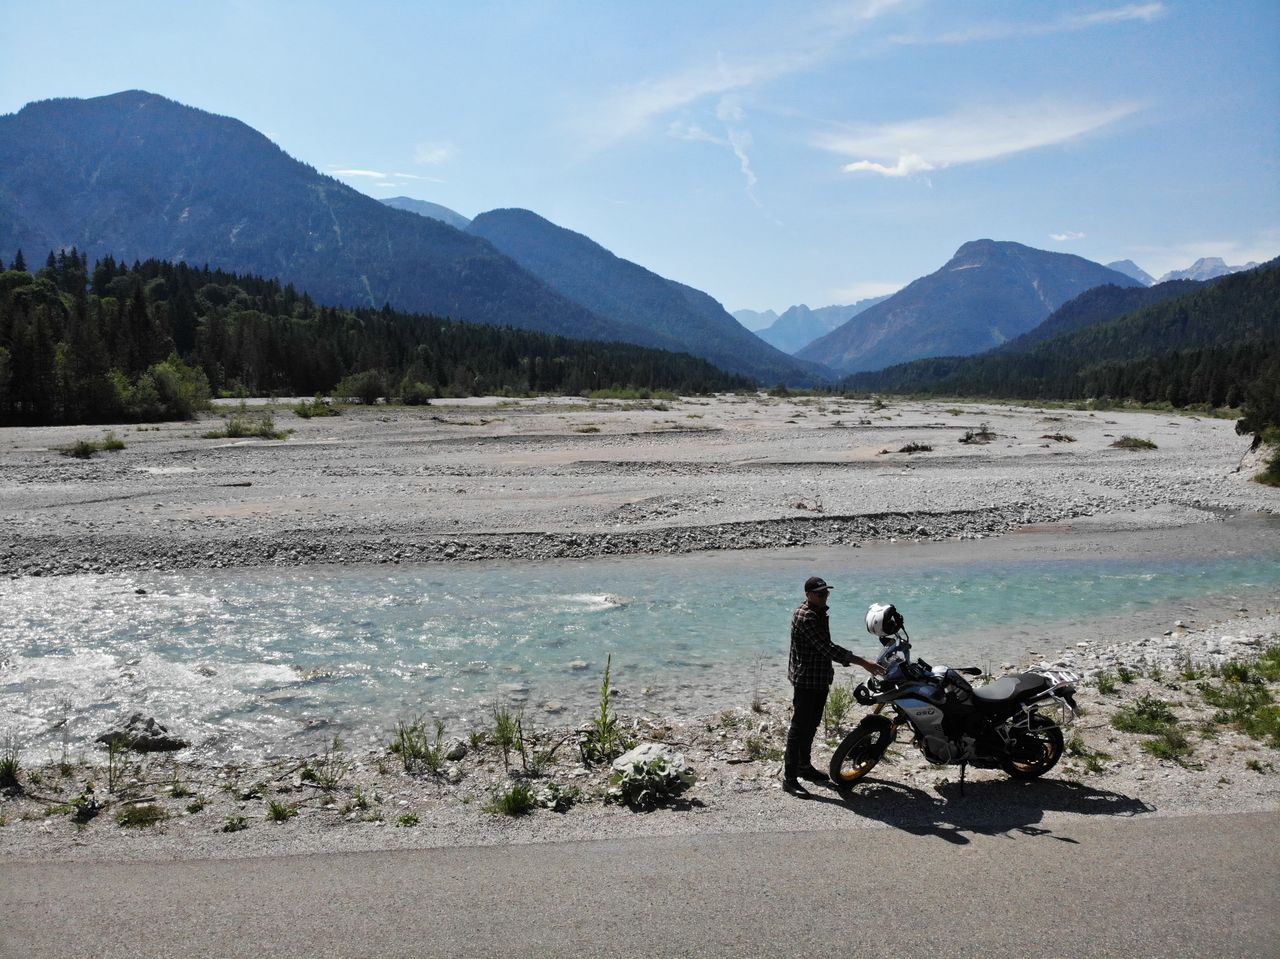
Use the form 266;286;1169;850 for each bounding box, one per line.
782;778;810;797
799;765;829;784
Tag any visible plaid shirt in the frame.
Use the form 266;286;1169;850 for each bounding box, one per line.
788;600;853;688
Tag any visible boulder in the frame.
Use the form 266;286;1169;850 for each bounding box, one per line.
95;713;189;752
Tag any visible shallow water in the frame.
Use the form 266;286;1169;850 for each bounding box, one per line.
2;518;1277;759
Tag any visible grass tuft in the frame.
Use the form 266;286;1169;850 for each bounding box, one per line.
1112;694;1178;734
1110;435;1157;450
117;803;168;829
485;782;536;817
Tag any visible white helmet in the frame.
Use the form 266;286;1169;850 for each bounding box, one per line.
865;603;904;639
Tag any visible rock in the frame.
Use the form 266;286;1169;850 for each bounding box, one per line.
444;738;468;762
95;712;190;752
611;742;696;784
568;659;590;671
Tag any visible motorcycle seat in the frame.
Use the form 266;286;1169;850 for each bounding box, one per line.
973;672;1050;704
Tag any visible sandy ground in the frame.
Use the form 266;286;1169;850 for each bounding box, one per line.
1;394;1278;862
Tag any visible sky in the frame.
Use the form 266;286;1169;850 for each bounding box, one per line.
2;1;1278;314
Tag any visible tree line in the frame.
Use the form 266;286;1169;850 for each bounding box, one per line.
0;251;751;425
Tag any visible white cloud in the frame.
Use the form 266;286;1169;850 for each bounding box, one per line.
331;168;387;178
832;280;903;301
891;3;1165;45
576;0;908;150
1050;231;1086;242
414;142;457;165
667;121;724;145
1126;233;1280;279
817;100;1141;177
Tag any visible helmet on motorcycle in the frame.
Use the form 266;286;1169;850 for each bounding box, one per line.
865;603;904;642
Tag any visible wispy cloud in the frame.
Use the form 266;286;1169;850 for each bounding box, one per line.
1050;230;1086;242
577;0;908;150
331;167;445;189
332;168;387;178
816;100;1141;178
891;3;1165;45
414;142;457;165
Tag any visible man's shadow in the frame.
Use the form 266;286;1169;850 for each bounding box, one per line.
794;775;1150;845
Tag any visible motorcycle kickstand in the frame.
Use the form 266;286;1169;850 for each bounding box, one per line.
959;762;967;796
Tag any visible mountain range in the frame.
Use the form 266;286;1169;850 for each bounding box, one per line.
380;196;470;230
733;299;891;355
796;239;1142;374
0;91;817;383
1156;256;1259;284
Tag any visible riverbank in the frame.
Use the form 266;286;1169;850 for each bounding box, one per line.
1;394;1273;576
2;607;1276;863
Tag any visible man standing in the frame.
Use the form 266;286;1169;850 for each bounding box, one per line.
784;575;882;796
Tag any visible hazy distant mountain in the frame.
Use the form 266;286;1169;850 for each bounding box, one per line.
1106;259;1155;286
1156;257;1259;283
380;195;470;230
753;299;891;354
732;308;778;332
468;208;826;383
0;91;659;346
796;239;1143;374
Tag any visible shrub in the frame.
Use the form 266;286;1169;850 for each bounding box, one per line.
266;800;297;822
221;815;248;833
335;370;388;405
203;414;288;440
1110;436;1157;450
391;717;447;774
1040;433;1076;442
1116;665;1137;684
0;735;20;791
536;783;580;813
396;812;420;827
1112;695;1178;734
492;707;520;770
607;756;696;810
485;782;536;817
398;379;434;406
823;684;854;735
301;735;351;790
1094;671;1118;695
959;423;996;444
580;654;628;764
293;395;341;418
60;431;127;458
898;442;932;454
1141;728;1192;762
117;804;168;828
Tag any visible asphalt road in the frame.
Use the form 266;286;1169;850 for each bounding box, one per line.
3;810;1277;959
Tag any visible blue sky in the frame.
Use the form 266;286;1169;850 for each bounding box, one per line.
3;1;1278;313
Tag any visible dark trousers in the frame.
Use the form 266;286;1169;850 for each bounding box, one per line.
784;684;829;776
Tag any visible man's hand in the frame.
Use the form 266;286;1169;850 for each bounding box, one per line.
857;657;886;676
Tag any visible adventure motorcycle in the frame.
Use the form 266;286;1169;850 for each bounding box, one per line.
829;603;1080;790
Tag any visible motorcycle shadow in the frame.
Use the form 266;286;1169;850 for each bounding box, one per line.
822;776;1151;845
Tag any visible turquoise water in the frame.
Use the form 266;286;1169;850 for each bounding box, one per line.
2;522;1277;758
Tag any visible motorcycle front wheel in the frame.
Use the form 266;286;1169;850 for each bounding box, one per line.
1000;710;1064;779
829;715;894;789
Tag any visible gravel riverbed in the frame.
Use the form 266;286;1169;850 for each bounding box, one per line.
1;395;1277;862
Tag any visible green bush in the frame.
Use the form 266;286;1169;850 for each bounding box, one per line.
1141;727;1192;762
485;782;536;817
607;756;696;810
117;804;168;828
391;717;447;774
1110;436;1157;450
203;414;288;440
293;395;341;418
1094;671;1118;695
1112;695;1178;734
266;800;297;822
335;370;388;405
398;378;434;406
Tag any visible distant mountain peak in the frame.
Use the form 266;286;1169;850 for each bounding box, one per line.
380;196;470;230
1156;256;1257;284
1106;259;1155;287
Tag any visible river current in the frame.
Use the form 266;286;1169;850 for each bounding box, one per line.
2;518;1277;760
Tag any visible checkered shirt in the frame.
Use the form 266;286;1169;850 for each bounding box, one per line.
788;600;854;688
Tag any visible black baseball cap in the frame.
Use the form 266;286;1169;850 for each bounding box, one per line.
804;576;832;593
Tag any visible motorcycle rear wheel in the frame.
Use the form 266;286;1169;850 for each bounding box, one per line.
1000;710;1064;779
829;715;894;789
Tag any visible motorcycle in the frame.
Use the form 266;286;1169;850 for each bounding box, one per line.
829;603;1080;790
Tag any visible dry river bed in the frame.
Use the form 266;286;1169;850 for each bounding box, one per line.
1;394;1278;861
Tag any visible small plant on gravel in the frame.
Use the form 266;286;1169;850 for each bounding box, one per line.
1094;671;1118;695
185;797;206;814
105;736;133;793
60;432;126;458
221;815;248;833
71;783;103;823
898;442;933;454
1112;694;1178;734
745;735;783;762
1141;727;1193;763
396;811;420;827
266;800;297;822
492;707;520;770
959;423;996;444
607;756;696;810
823;684;854;736
391;717;447;774
303;735;351;790
292;395;341;418
1039;433;1076;442
1116;665;1137;684
751;655;767;713
117;803;168;829
1245;759;1274;773
169;768;195;799
1109;436;1157;450
1176;653;1207;681
580;654;628;764
203;414;290;440
0;735;21;792
1147;664;1165;684
485;782;536;817
537;782;580;812
1200;681;1280;748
